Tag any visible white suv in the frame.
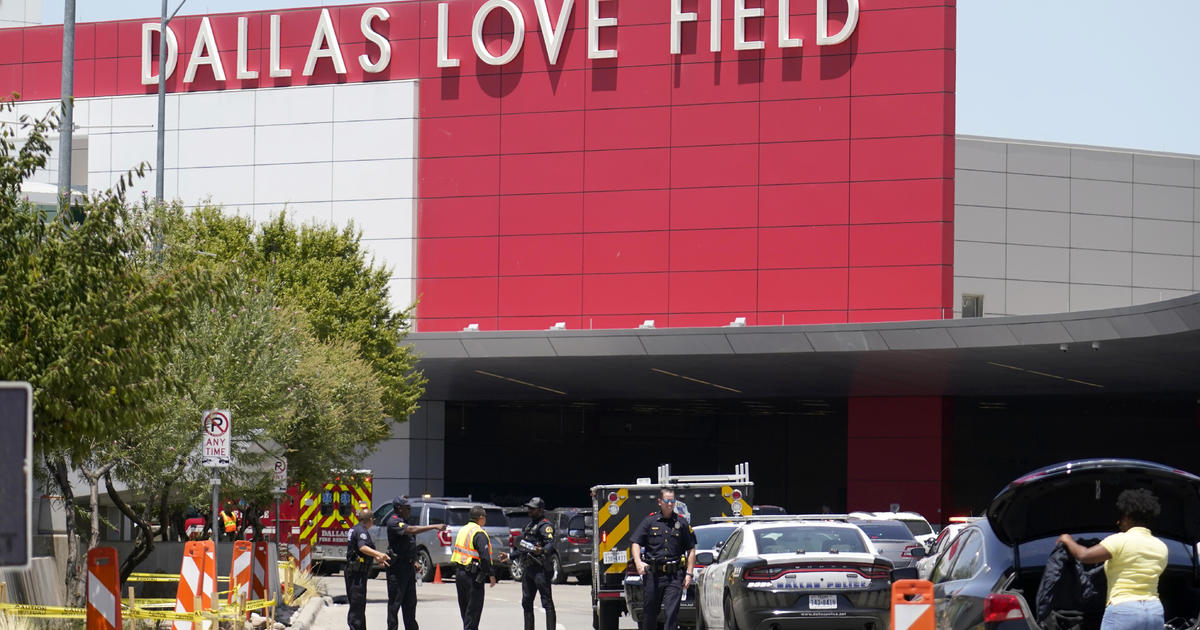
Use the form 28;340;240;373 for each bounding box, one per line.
849;511;936;549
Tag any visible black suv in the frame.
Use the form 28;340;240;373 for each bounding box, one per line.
510;507;594;583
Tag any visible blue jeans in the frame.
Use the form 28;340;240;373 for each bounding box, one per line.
1101;600;1164;630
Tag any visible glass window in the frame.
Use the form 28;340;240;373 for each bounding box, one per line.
752;526;868;554
901;519;934;537
949;532;984;581
427;506;447;525
568;515;588;532
962;294;984;318
853;520;918;541
718;530;743;563
931;531;967;584
373;504;392;523
447;508;507;526
693;526;737;552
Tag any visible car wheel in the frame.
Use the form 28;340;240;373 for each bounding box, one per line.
511;560;524;581
416;549;435;582
551;554;566;584
723;593;739;630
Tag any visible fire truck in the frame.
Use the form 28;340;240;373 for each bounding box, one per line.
590;463;753;630
292;470;373;573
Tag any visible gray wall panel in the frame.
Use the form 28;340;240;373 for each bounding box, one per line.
956;140;1006;171
1133;154;1195;186
955;169;1006;207
1132;287;1194;305
1133;218;1193;256
1071;179;1133;216
1070;284;1132;311
1071;148;1132;182
1070;214;1132;251
955;205;1006;243
1007;144;1070;177
1070;250;1132;286
955;241;1006;278
1007;174;1070;212
1006;244;1069;282
953;277;1005;315
1133;184;1193;221
1132;253;1193;290
1006;280;1069;314
1008;208;1069;247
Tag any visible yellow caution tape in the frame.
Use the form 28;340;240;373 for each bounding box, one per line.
0;603;87;619
127;572;229;583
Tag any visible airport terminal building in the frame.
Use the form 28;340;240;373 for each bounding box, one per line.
3;0;1199;520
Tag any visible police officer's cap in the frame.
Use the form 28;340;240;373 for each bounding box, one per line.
525;497;546;509
392;496;410;509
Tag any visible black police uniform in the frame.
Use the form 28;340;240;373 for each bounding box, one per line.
514;517;556;630
345;522;377;630
385;509;419;630
631;510;695;630
455;529;494;630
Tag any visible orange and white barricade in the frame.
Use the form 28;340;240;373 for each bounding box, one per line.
286;542;299;567
86;546;122;630
173;541;208;630
891;579;935;630
297;541;311;573
251;541;270;601
228;541;253;605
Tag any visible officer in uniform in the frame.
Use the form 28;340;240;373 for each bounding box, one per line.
513;497;556;630
385;496;447;630
630;488;696;630
345;509;390;630
451;506;508;630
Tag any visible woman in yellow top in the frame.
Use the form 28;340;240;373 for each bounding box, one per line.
1058;489;1168;630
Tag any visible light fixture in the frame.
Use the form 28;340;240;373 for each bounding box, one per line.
463;323;479;332
726;317;747;327
548;322;567;330
638;319;656;329
1091;341;1100;350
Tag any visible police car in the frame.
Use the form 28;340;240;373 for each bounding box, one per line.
694;517;894;630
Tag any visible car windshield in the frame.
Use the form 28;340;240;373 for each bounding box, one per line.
447;508;508;527
901;519;933;536
753;526;867;554
693;526;737;550
853;520;917;541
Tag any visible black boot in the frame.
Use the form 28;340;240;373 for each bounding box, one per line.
524;610;535;630
546;610;557;630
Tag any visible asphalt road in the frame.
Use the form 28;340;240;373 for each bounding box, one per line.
311;574;641;629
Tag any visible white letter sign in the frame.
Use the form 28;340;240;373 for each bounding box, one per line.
472;0;525;66
359;7;392;73
733;0;764;50
184;16;226;83
269;14;292;77
237;17;259;79
533;0;574;65
140;23;178;86
437;3;461;68
201;409;232;468
304;8;347;76
670;0;697;55
777;0;801;48
587;0;617;59
817;0;859;45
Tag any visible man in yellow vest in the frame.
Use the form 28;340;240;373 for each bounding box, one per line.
220;505;239;542
450;506;508;630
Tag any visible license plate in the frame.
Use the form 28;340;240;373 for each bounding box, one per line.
602;550;627;564
809;595;837;610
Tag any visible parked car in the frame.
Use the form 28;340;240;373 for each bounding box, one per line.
370;497;512;581
931;459;1200;630
503;506;530;579
695;518;897;630
849;517;926;568
851;510;937;549
692;522;739;579
915;518;977;580
546;507;594;584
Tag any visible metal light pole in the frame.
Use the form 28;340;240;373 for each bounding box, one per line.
156;0;187;202
57;0;76;213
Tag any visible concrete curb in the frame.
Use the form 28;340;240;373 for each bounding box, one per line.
288;595;332;630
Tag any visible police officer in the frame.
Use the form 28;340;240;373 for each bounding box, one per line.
451;506;509;630
630;488;696;630
345;509;390;630
514;497;556;630
385;497;447;630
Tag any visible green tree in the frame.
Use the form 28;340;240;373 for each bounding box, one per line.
0;104;214;600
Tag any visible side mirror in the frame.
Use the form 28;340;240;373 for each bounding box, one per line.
890;567;919;582
909;547;926;559
696;551;715;565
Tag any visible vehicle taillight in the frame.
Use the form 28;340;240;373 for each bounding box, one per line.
608;492;619;503
731;489;742;500
744;566;783;581
509;529;520;548
983;594;1025;623
567;535;591;544
438;529;453;546
601;530;608;544
901;544;923;558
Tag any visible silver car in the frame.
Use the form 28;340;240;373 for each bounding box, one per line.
848;518;926;568
371;498;512;581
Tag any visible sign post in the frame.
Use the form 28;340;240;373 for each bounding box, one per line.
272;457;287;551
202;409;231;577
0;382;32;570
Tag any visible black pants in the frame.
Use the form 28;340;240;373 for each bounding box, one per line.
455;570;485;630
344;568;370;630
386;566;418;630
521;564;555;630
641;570;685;630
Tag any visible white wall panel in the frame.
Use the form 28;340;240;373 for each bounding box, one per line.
254;122;333;165
255;85;334;125
332;120;415;162
387;277;416;311
362;238;414;278
332;159;415;200
109;130;177;175
332;199;414;239
254;162;334;204
177;90;256;129
177;166;255;207
109;95;159;129
272;201;333;226
87;133;112;174
333;82;416;121
177;128;255;168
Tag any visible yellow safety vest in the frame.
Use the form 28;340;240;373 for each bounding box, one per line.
222;512;237;533
451;522;487;566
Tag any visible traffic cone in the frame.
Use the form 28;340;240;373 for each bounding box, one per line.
433;564;443;584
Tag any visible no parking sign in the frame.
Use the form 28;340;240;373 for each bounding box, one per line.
202;409;231;467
